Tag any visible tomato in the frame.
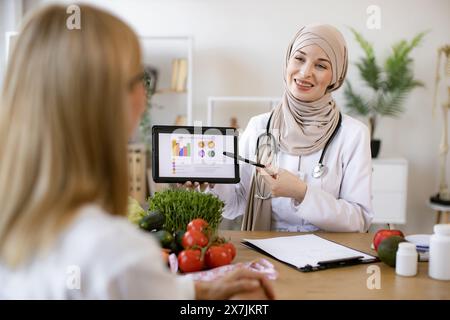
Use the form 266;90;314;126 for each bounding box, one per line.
373;229;405;251
187;218;209;233
182;230;209;248
205;245;232;268
222;242;236;260
178;249;204;273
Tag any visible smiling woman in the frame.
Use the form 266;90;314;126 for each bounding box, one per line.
287;45;333;102
209;24;373;233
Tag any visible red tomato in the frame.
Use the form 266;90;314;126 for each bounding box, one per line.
182;230;209;248
187;218;209;233
205;245;232;269
222;242;236;260
373;229;405;251
178;249;204;273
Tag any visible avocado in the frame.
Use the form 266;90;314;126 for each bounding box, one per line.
138;211;165;231
377;235;406;267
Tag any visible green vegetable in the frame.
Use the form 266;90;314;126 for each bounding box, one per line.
139;211;165;231
377;235;406;267
152;230;174;249
127;197;146;225
148;189;224;233
174;230;186;252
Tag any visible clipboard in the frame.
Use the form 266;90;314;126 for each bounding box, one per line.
241;234;379;272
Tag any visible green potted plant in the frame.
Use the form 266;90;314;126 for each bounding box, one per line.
139;66;158;149
344;28;426;157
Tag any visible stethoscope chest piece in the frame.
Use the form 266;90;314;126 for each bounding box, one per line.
312;163;327;179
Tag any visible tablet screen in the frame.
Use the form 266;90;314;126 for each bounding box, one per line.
152;125;239;183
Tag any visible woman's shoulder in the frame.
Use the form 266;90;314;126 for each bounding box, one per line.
246;112;272;130
341;113;370;137
60;204;160;270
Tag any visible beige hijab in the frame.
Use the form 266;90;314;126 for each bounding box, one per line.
242;24;348;231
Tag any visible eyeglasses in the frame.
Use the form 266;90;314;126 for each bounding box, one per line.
128;71;145;90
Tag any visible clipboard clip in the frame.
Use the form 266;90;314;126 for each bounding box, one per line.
317;256;364;267
299;256;364;272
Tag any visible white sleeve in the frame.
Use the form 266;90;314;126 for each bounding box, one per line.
95;225;196;300
292;124;373;232
105;251;195;300
208;118;259;220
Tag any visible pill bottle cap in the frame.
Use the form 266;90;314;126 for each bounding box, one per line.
397;242;417;253
434;224;450;236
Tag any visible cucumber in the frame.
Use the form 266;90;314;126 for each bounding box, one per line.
139;211;165;231
152;230;174;249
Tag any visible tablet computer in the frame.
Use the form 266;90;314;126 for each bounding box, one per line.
152;125;240;183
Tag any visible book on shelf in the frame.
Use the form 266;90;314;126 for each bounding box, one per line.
170;59;179;91
170;58;188;92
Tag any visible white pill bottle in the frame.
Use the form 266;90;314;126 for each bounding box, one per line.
396;242;418;277
428;224;450;281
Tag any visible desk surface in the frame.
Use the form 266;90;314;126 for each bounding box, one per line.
219;230;450;300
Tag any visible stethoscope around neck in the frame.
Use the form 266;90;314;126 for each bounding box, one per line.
255;111;342;179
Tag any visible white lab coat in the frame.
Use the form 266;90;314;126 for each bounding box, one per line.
211;112;373;232
0;204;195;299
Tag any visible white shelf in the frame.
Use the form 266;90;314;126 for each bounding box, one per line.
139;36;193;126
207;96;280;128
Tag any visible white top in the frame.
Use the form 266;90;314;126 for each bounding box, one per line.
0;205;195;299
211;112;373;232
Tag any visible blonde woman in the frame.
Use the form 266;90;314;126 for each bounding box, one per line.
0;4;274;300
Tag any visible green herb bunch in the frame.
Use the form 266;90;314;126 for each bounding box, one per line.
344;28;426;138
148;189;224;233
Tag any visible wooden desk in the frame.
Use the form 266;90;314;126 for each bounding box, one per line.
219;230;450;300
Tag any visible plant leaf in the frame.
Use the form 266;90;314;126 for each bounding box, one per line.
343;81;370;116
349;28;382;90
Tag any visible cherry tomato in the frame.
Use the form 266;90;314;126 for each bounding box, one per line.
205;245;232;268
182;230;209;248
178;249;204;273
187;218;209;233
222;242;236;260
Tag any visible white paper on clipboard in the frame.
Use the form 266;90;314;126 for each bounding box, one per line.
242;234;376;269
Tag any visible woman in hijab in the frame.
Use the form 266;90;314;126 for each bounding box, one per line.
209;24;373;232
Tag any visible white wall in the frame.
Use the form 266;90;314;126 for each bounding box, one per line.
0;0;24;89
5;0;450;234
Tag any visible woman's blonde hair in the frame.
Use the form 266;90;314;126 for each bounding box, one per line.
0;4;142;267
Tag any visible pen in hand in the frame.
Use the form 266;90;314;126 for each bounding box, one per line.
223;151;266;168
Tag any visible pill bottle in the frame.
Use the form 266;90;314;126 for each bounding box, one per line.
396;242;418;277
429;224;450;280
